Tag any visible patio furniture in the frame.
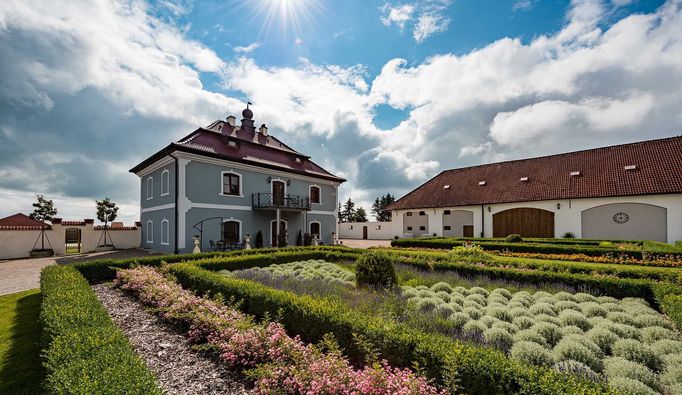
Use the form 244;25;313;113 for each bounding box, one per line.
209;240;217;251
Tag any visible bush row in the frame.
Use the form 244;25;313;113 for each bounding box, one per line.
432;237;643;246
72;246;358;282
40;266;160;394
391;238;682;260
167;263;613;395
377;248;682;284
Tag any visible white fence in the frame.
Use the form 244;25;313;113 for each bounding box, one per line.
338;221;399;240
0;218;141;259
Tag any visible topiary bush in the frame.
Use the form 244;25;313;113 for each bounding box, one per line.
354;251;397;289
511;341;555;367
505;234;523;243
608;376;658;395
603;357;660;393
611;339;664;373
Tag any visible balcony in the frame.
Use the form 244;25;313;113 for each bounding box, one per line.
252;192;311;211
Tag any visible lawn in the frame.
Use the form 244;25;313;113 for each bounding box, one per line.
0;289;44;395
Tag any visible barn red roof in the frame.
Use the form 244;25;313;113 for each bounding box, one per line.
130;111;345;183
386;136;682;211
0;213;51;230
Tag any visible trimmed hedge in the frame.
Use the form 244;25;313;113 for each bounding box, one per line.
168;263;613;395
40;266;160;394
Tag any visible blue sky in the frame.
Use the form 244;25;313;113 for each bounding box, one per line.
0;0;680;223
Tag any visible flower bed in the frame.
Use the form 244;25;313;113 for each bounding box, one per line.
116;266;444;395
225;259;356;286
40;266;160;394
497;251;682;268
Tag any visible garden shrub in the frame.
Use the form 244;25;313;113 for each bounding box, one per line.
513;316;535;330
581;302;608;318
640;326;676;344
531;322;563;347
660;364;682;392
560;325;584;336
355;251;397;289
513;330;548;347
464;307;483;320
462;320;487;337
611;339;664;372
505;234;523;243
586;327;618;354
558;310;592;331
448;312;469;328
529;303;557;317
608;377;659;395
563;232;576;239
483;327;514;352
40;266;160;394
603;357;660;392
492;321;518;335
553;340;603;372
510;341;555;367
553;360;599;383
650;339;682;356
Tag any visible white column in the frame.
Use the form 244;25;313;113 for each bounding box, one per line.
276;208;281;247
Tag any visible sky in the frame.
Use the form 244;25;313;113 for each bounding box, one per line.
1;0;681;224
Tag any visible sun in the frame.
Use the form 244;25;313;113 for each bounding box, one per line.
247;0;325;42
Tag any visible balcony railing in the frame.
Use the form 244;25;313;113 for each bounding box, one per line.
252;192;311;211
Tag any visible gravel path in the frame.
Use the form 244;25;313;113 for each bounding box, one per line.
93;283;252;395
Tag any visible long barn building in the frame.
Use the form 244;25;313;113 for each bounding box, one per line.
385;136;682;243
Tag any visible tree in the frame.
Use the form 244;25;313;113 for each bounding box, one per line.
339;198;356;223
337;202;343;223
96;197;119;247
353;207;368;222
371;193;395;222
30;195;57;250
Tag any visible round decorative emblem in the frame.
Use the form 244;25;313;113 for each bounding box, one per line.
613;212;629;224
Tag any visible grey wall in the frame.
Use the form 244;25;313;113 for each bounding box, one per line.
141;163;175;209
443;210;474;237
581;203;667;242
141;207;175;253
403;211;429;236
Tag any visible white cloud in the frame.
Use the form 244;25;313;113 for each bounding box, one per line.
233;42;261;54
513;0;535;12
380;1;452;43
380;3;415;30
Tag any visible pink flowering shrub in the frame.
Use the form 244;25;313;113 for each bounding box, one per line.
115;266;446;395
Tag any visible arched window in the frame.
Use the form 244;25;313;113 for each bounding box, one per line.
221;171;242;196
309;185;321;204
161;219;169;245
309;221;321;238
161;169;170;196
146;177;153;200
146;220;153;243
223;220;241;243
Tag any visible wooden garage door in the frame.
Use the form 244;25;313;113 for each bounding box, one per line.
493;208;555;238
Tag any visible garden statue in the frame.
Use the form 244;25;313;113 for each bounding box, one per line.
244;234;252;249
192;235;201;254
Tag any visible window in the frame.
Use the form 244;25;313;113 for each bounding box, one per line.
376;225;381;230
444;226;451;230
309;185;321;204
444;210;451;215
161;219;169;245
223;220;240;243
161;169;169;196
407;226;413;231
146;220;153;243
419;226;426;231
222;171;241;196
146;177;153;200
419;211;426;216
310;221;321;237
406;212;413;216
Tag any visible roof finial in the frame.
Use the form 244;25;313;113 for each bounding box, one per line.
242;101;254;120
246;101;252;109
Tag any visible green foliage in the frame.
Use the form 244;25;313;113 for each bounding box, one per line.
553;340;603;373
355;251;397;289
167;263;614;394
603;357;660;393
511;341;555;367
372;193;395;222
40;266;159;394
232;259;355;286
506;234;524;243
608;376;658;395
450;244;493;263
29;194;57;222
563;232;576;239
611;339;664;373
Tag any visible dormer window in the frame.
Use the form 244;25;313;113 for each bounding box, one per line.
570;171;581;177
419;211;426;216
624;165;638;171
406;212;413;216
478;181;486;186
228;140;237;147
295;157;302;163
520;177;529;182
222;171;241;196
309;185;321;204
443;185;450;189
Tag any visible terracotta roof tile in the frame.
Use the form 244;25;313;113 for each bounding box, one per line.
0;213;51;230
387;136;682;211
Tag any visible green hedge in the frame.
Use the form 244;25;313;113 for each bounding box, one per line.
168;263;612;395
40;266;160;394
429;237;642;246
391;238;657;259
72;246;359;282
378;248;682;284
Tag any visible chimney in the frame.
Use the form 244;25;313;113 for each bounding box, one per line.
226;115;236;127
259;124;268;137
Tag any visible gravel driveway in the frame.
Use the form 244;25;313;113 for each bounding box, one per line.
0;249;162;296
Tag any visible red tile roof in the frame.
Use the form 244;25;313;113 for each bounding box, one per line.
386;136;682;211
130;115;345;183
0;213;51;230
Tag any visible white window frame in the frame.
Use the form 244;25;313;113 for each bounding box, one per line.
309;185;322;205
269;218;288;246
309;220;322;237
161;169;170;196
146;220;153;243
146;177;153;200
270;178;287;196
220;170;243;197
160;218;169;245
222;218;242;242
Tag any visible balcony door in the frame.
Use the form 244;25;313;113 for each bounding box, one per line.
272;180;285;206
223;221;240;243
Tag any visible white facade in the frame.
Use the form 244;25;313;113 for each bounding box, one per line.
368;194;682;243
338;221;400;240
